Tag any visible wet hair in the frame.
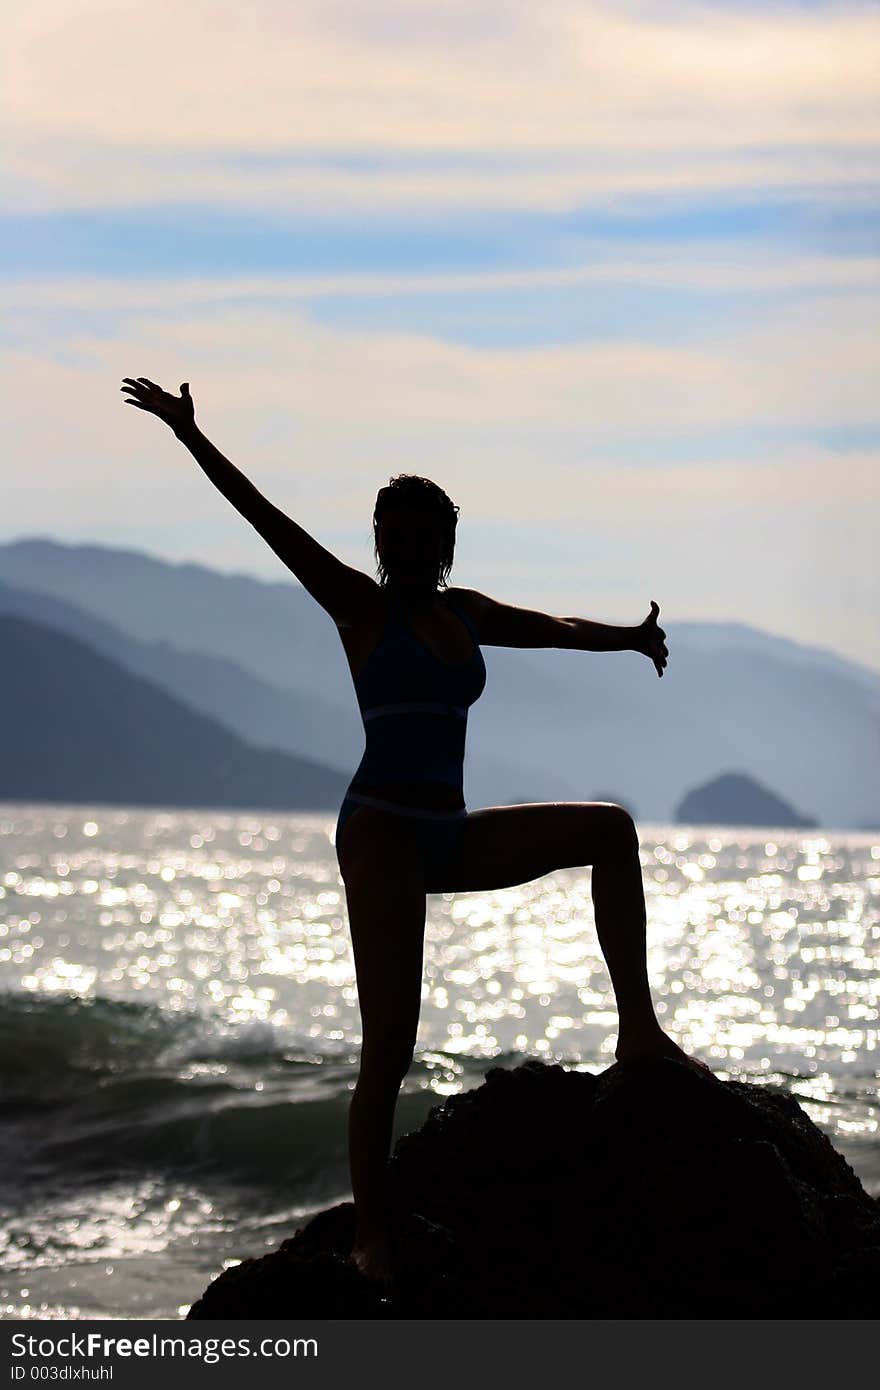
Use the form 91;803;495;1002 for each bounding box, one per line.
372;474;460;589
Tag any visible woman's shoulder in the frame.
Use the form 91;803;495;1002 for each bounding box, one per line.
333;578;389;630
443;586;487;633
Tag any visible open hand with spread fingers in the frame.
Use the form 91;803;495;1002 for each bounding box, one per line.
120;377;196;439
634;599;668;678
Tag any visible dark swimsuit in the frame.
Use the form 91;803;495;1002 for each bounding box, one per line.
335;587;487;882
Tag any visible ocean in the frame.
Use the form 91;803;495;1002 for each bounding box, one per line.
0;802;877;1320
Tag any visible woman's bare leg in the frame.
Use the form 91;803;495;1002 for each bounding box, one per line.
430;800;708;1069
337;807;427;1282
335;797;708;1281
589;808;666;1056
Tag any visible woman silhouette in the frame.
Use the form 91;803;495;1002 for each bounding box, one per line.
121;376;709;1291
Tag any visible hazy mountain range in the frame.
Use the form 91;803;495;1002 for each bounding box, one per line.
0;537;877;828
0;613;348;813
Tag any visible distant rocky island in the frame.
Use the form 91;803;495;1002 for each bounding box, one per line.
676;771;819;829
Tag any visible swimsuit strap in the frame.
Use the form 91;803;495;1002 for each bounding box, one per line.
443;593;479;643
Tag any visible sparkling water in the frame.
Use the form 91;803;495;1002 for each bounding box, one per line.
1;803;877;1318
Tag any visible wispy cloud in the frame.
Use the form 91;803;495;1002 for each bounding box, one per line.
3;271;877;512
3;1;879;666
4;1;878;213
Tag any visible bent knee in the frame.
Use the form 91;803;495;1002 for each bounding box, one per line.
596;803;639;856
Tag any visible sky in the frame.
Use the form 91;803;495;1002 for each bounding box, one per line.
2;0;879;668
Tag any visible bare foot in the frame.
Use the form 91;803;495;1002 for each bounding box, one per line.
349;1239;395;1292
615;1028;713;1077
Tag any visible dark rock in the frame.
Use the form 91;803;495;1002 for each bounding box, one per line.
186;1206;391;1320
186;1058;879;1319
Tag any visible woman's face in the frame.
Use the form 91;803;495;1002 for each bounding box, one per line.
375;505;445;589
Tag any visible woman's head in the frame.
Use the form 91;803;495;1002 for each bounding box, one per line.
372;475;459;591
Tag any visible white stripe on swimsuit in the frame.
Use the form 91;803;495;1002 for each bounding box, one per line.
361;702;468;721
343;791;468;820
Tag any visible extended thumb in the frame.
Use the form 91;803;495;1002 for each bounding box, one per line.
180;382;190;395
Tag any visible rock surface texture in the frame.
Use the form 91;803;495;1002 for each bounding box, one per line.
186;1059;879;1318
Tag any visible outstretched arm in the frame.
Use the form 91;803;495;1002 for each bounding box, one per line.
453;587;669;677
120;376;376;626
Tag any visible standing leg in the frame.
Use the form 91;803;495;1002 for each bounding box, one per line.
337;806;428;1282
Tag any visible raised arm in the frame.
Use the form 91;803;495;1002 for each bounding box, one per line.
121;377;377;627
453;587;669;677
